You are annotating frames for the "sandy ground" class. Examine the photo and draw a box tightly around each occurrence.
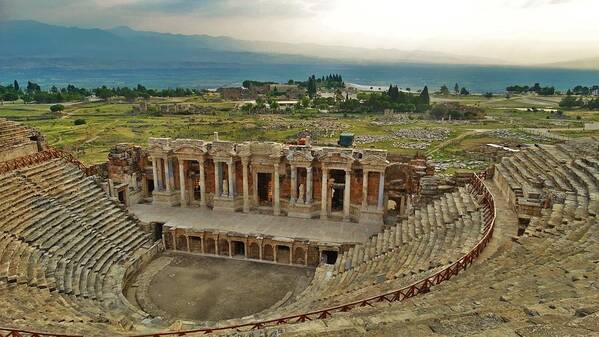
[134,253,314,322]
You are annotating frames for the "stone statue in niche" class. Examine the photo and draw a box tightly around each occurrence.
[297,183,305,204]
[222,179,228,197]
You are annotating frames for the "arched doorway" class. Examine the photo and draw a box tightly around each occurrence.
[262,244,274,261]
[248,242,260,259]
[204,238,216,254]
[293,247,305,265]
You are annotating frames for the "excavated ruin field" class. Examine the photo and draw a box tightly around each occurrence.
[133,253,315,322]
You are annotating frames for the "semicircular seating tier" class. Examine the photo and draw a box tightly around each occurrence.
[0,155,152,334]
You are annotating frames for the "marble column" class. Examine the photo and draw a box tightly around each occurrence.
[214,161,221,197]
[227,160,234,198]
[320,167,328,219]
[164,157,171,192]
[273,163,280,215]
[377,171,385,211]
[156,158,164,190]
[242,159,249,212]
[306,166,313,204]
[343,169,351,221]
[362,169,369,209]
[304,248,308,266]
[290,165,297,204]
[252,168,258,205]
[179,159,186,207]
[199,158,206,207]
[151,156,159,192]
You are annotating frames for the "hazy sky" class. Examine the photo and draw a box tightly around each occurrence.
[3,0,599,64]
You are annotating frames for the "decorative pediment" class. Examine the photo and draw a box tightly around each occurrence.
[172,139,208,156]
[148,137,172,155]
[236,143,251,158]
[359,150,389,170]
[209,141,236,160]
[320,148,356,165]
[286,147,314,165]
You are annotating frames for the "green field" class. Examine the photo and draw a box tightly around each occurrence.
[1,94,597,167]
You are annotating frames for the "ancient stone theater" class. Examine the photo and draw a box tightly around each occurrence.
[0,117,598,337]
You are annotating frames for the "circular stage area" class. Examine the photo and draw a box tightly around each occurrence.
[127,253,314,322]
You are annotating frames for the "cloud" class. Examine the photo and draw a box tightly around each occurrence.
[506,0,576,8]
[2,0,598,64]
[113,0,319,17]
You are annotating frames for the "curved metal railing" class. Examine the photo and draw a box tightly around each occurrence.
[132,172,496,337]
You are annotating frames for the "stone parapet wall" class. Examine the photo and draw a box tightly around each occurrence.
[162,226,355,267]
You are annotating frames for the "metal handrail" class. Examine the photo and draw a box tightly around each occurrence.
[133,173,496,337]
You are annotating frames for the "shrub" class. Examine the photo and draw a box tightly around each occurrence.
[74,119,86,125]
[50,104,65,113]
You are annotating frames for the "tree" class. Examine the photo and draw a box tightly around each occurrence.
[50,104,64,113]
[268,98,279,110]
[454,83,460,94]
[430,102,484,120]
[241,103,255,113]
[418,86,430,106]
[460,87,470,96]
[307,75,317,98]
[440,85,450,96]
[13,80,19,92]
[26,81,41,93]
[483,92,493,99]
[2,92,18,101]
[559,95,579,108]
[301,96,311,108]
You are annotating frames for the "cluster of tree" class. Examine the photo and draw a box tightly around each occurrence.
[240,97,281,113]
[429,103,485,120]
[566,85,599,96]
[559,95,599,110]
[339,85,430,113]
[301,74,345,98]
[0,81,201,103]
[506,83,555,96]
[439,83,470,96]
[93,85,199,101]
[242,80,276,89]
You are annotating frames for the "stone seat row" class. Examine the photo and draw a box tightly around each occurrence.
[0,118,31,139]
[0,176,124,304]
[497,143,599,211]
[0,158,152,327]
[18,158,150,254]
[257,186,485,318]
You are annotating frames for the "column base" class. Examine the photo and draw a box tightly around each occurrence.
[152,190,180,207]
[288,202,320,219]
[359,207,384,225]
[213,196,243,212]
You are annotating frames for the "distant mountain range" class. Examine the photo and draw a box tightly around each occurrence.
[0,20,502,69]
[0,20,597,71]
[544,57,599,70]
